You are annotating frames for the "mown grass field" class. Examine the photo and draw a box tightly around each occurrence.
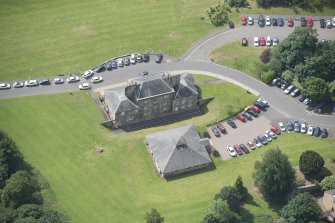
[0,75,334,222]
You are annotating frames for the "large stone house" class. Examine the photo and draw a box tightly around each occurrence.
[103,71,199,127]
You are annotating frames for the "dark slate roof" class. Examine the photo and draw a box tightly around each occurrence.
[104,89,138,113]
[174,73,198,99]
[137,78,173,99]
[145,125,212,175]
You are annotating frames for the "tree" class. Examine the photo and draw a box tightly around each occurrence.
[214,186,240,212]
[262,70,276,84]
[260,48,271,64]
[329,80,335,102]
[302,76,329,104]
[145,209,164,223]
[281,70,294,83]
[226,0,248,8]
[320,175,335,191]
[234,176,248,201]
[299,150,324,177]
[252,148,295,200]
[281,193,320,223]
[201,199,241,223]
[1,171,36,208]
[0,204,15,223]
[254,214,274,223]
[207,2,231,27]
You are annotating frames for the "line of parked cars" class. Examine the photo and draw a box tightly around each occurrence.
[277,120,328,138]
[250,36,279,47]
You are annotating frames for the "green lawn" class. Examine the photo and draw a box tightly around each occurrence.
[0,75,334,222]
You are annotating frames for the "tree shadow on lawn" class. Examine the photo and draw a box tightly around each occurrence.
[245,193,260,207]
[239,206,255,223]
[165,165,217,182]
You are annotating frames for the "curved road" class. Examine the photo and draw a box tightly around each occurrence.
[1,24,335,128]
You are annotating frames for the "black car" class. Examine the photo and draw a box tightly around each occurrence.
[124,58,130,66]
[254,102,266,111]
[95,65,106,73]
[111,60,117,69]
[246,108,258,117]
[320,19,326,28]
[143,54,150,62]
[313,127,321,137]
[276,80,283,88]
[239,144,250,154]
[258,15,265,27]
[227,119,237,128]
[241,112,252,121]
[155,54,163,63]
[258,135,268,145]
[300,17,307,26]
[321,129,328,138]
[272,18,278,26]
[278,18,284,26]
[298,95,306,102]
[287,121,294,131]
[228,21,235,28]
[39,79,51,85]
[211,126,221,137]
[137,71,149,76]
[106,61,112,70]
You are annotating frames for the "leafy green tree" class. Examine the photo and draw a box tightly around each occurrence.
[234,176,248,201]
[329,80,335,102]
[252,148,295,200]
[299,150,324,177]
[254,213,274,223]
[277,27,318,70]
[1,171,36,208]
[265,52,283,76]
[226,0,248,8]
[320,175,335,191]
[0,204,15,223]
[281,193,320,223]
[262,70,276,84]
[37,208,62,223]
[281,70,294,83]
[302,76,329,104]
[207,2,231,27]
[214,186,240,212]
[201,199,241,223]
[145,209,164,223]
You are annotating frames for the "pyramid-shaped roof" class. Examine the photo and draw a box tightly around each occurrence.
[174,73,198,99]
[105,89,138,113]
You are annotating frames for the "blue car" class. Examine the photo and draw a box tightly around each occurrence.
[111,60,117,69]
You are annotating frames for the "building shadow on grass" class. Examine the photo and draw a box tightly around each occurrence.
[165,165,216,182]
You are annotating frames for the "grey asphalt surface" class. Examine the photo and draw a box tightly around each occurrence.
[1,22,335,130]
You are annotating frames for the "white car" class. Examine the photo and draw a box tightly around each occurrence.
[278,122,286,132]
[266,36,271,46]
[284,85,294,94]
[227,146,237,157]
[253,138,262,148]
[307,125,314,135]
[79,83,91,90]
[266,130,276,139]
[13,81,24,88]
[290,88,300,97]
[130,54,136,64]
[303,98,310,105]
[332,17,335,27]
[264,133,272,142]
[91,76,103,83]
[82,70,94,79]
[254,37,259,46]
[66,76,80,83]
[301,123,307,133]
[25,80,38,87]
[0,83,11,89]
[53,78,64,84]
[273,37,279,46]
[265,16,271,26]
[117,58,124,67]
[326,20,332,28]
[257,98,268,106]
[248,17,253,25]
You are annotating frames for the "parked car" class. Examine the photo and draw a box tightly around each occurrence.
[246,108,258,117]
[227,146,237,157]
[241,16,247,25]
[155,54,163,63]
[307,17,313,27]
[272,18,278,26]
[259,37,266,46]
[257,98,268,107]
[130,54,137,64]
[239,144,250,154]
[106,61,112,70]
[326,20,332,28]
[91,76,103,83]
[66,76,80,83]
[95,65,106,73]
[236,114,246,122]
[294,121,300,132]
[253,37,259,46]
[278,122,286,131]
[124,58,130,66]
[303,98,310,105]
[300,123,307,133]
[266,130,276,139]
[228,21,235,28]
[117,58,124,67]
[307,125,314,135]
[25,80,38,87]
[266,36,271,46]
[216,123,226,134]
[258,15,265,27]
[13,81,24,88]
[253,138,262,147]
[320,19,326,28]
[242,38,248,46]
[272,78,280,85]
[247,17,253,25]
[287,17,294,27]
[265,16,271,26]
[251,105,261,113]
[321,129,328,138]
[143,53,150,62]
[233,144,244,155]
[136,54,142,62]
[264,133,272,142]
[259,135,268,145]
[276,80,283,88]
[273,37,279,46]
[0,83,11,89]
[241,112,252,121]
[298,95,306,102]
[290,88,300,97]
[332,17,335,26]
[278,18,284,26]
[254,102,266,111]
[270,126,281,135]
[39,79,51,85]
[83,70,94,79]
[137,71,149,76]
[211,126,220,137]
[247,141,256,150]
[300,17,306,27]
[111,60,117,69]
[313,127,321,137]
[281,81,288,90]
[79,82,91,90]
[287,121,294,131]
[227,119,237,128]
[53,78,64,84]
[284,85,294,94]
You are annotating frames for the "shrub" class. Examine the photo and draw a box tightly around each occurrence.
[260,48,271,64]
[320,175,335,191]
[299,150,324,177]
[207,2,231,27]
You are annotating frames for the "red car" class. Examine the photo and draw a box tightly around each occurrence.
[241,16,247,25]
[259,37,265,46]
[216,123,227,134]
[242,38,248,46]
[270,126,281,135]
[307,17,313,27]
[234,144,244,155]
[251,105,261,113]
[237,114,246,122]
[287,17,294,27]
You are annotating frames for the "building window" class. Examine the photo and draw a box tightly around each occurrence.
[181,105,185,109]
[174,107,179,111]
[162,100,168,106]
[120,112,125,116]
[181,100,186,104]
[128,115,134,121]
[188,103,193,108]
